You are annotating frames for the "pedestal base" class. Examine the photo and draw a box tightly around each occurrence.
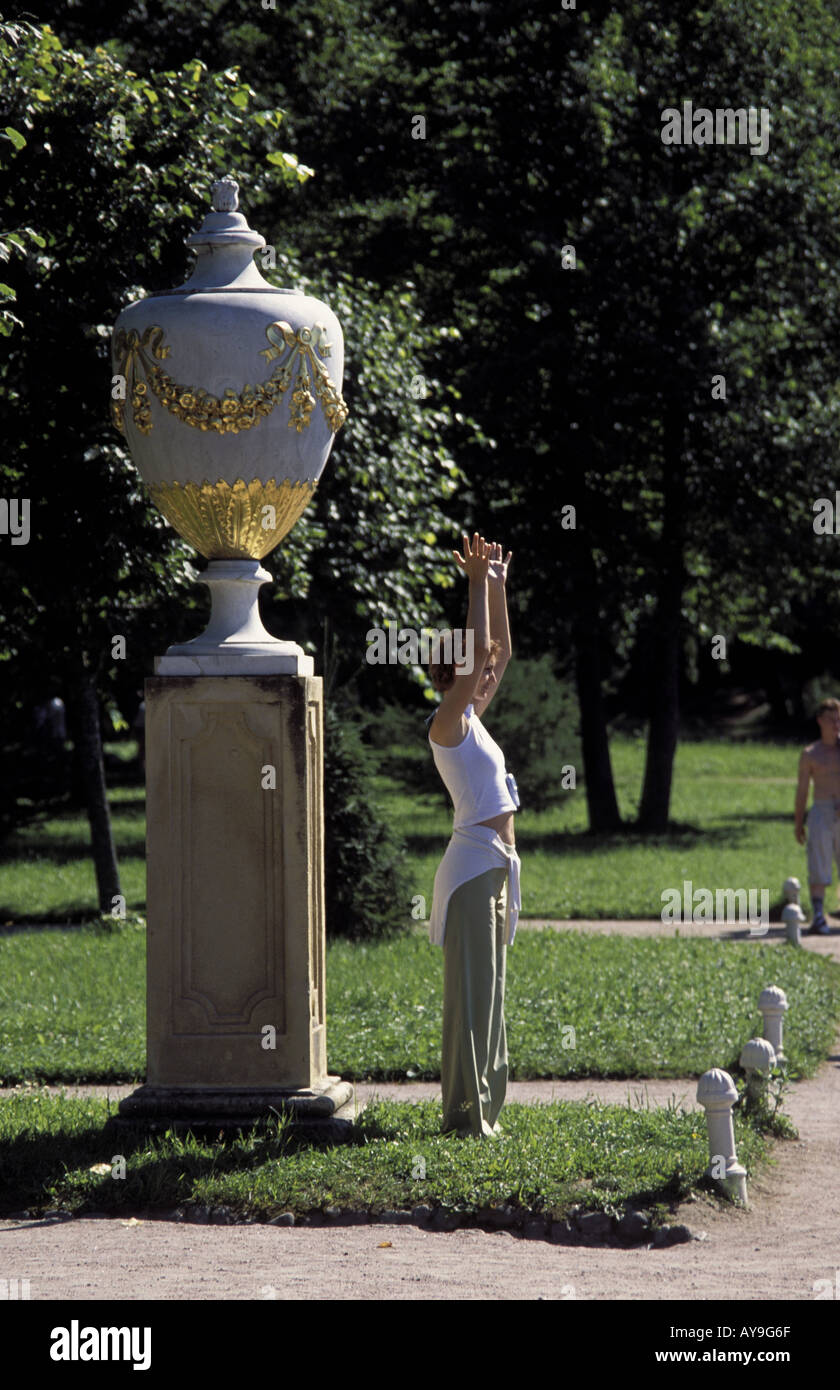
[108,1077,356,1141]
[156,560,314,675]
[143,675,329,1092]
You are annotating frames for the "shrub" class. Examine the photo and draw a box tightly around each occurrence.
[0,702,72,844]
[480,655,581,812]
[358,699,448,803]
[323,703,414,940]
[358,656,581,814]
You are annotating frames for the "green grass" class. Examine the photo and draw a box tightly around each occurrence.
[329,932,840,1081]
[382,736,814,921]
[2,920,838,1084]
[0,780,146,925]
[0,1092,772,1226]
[0,735,817,924]
[0,732,834,1226]
[0,919,147,1083]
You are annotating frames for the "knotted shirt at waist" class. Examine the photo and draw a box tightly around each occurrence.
[428,822,522,948]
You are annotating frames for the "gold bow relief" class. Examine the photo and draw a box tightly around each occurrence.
[148,477,318,559]
[111,320,348,437]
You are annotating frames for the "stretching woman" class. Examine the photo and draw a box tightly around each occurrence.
[427,533,520,1138]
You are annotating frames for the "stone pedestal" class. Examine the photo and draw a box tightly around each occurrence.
[113,673,354,1137]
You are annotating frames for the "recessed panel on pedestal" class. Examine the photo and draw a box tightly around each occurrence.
[145,675,321,1090]
[171,701,281,1030]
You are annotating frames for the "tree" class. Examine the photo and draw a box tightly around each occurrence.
[0,25,305,904]
[0,19,479,918]
[16,0,840,843]
[0,20,46,335]
[567,2,840,827]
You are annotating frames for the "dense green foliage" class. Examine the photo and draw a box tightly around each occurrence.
[323,703,413,939]
[0,15,475,703]
[0,17,480,884]
[357,659,583,813]
[5,0,840,864]
[483,657,581,812]
[44,0,840,697]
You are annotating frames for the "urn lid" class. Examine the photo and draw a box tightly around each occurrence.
[178,175,271,292]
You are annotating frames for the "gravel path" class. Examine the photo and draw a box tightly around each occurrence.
[1,922,838,1300]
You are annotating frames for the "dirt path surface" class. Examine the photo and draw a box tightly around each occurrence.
[1,923,838,1300]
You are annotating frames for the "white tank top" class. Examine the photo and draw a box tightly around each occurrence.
[428,703,518,828]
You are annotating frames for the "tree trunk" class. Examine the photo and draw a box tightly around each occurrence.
[67,664,122,913]
[636,586,681,831]
[570,534,622,833]
[637,404,686,831]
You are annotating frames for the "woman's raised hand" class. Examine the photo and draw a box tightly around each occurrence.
[488,541,513,584]
[452,532,492,581]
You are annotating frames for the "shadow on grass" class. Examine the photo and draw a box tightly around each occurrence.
[5,815,788,868]
[0,1110,372,1218]
[0,1104,703,1229]
[0,908,146,931]
[403,820,758,856]
[0,835,147,864]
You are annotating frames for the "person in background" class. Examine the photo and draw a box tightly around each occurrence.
[31,693,69,794]
[794,697,840,935]
[426,534,520,1137]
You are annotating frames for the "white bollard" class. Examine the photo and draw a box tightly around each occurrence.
[696,1069,748,1206]
[739,1036,776,1104]
[758,985,789,1063]
[782,877,806,946]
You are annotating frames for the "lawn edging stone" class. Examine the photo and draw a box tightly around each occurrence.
[4,1199,701,1247]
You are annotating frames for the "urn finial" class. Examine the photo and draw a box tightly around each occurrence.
[211,176,239,213]
[185,174,264,259]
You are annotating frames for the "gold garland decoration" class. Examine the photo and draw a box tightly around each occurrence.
[111,320,348,438]
[147,477,318,559]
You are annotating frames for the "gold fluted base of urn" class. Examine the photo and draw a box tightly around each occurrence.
[148,477,317,559]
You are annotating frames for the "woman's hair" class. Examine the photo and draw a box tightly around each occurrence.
[817,697,840,716]
[429,634,503,692]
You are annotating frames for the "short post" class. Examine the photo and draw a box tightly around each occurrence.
[782,877,806,946]
[739,1036,776,1106]
[696,1069,748,1206]
[758,985,788,1063]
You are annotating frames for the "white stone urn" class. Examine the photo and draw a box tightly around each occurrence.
[111,174,347,674]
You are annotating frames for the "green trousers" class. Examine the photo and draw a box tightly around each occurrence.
[441,865,508,1137]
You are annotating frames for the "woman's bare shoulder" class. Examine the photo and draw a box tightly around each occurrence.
[429,712,469,748]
